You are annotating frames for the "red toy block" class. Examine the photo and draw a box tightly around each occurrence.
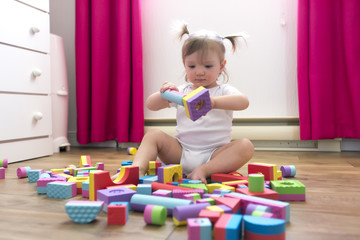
[236,187,279,200]
[89,166,139,201]
[151,182,192,192]
[210,196,241,214]
[211,173,248,183]
[214,214,233,240]
[198,209,221,223]
[107,205,127,225]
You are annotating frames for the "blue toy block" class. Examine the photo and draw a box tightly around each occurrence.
[65,200,104,223]
[187,218,212,240]
[47,182,77,199]
[142,175,158,184]
[28,169,44,183]
[244,215,286,235]
[161,89,186,106]
[82,181,89,191]
[137,184,152,195]
[121,161,133,166]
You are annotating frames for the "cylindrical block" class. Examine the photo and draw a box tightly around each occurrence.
[17,166,31,178]
[130,194,192,215]
[248,174,264,193]
[172,203,210,225]
[280,165,296,177]
[127,147,137,155]
[144,205,167,225]
[0,159,8,168]
[161,90,186,106]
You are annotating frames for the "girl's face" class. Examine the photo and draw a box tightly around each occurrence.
[184,49,226,89]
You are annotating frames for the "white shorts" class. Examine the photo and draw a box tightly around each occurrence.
[180,147,218,175]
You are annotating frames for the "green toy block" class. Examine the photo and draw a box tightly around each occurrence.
[179,183,209,193]
[270,180,305,195]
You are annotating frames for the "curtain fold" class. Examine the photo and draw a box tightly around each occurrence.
[297,0,360,140]
[76,0,144,144]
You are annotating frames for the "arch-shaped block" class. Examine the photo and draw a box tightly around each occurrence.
[183,87,212,121]
[89,165,139,200]
[158,164,182,184]
[65,200,104,224]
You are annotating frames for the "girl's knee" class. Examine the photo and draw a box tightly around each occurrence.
[235,138,254,159]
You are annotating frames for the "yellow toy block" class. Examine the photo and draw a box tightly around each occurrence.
[56,173,73,180]
[206,183,235,193]
[206,205,224,213]
[107,184,137,191]
[80,155,91,167]
[158,164,182,184]
[68,176,90,189]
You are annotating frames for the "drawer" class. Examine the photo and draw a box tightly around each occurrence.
[0,137,52,163]
[0,94,52,141]
[0,0,50,53]
[0,44,50,94]
[16,0,49,12]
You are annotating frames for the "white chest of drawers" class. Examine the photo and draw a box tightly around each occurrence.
[0,0,53,163]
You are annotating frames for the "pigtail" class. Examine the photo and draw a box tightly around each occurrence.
[178,23,190,41]
[223,32,249,52]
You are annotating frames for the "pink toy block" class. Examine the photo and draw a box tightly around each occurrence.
[236,186,279,200]
[89,166,139,201]
[214,214,243,240]
[96,162,105,170]
[0,159,8,168]
[151,182,192,192]
[187,218,212,240]
[80,155,92,167]
[198,209,221,223]
[173,189,204,199]
[17,166,31,178]
[210,196,241,214]
[0,167,5,179]
[152,189,172,198]
[211,172,248,182]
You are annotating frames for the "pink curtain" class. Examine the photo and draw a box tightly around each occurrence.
[76,0,144,144]
[297,0,360,140]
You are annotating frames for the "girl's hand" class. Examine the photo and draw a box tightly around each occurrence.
[160,81,178,93]
[187,165,208,184]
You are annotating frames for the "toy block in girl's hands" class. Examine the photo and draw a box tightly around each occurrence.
[161,87,212,121]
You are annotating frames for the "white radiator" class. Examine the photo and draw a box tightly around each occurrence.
[144,118,341,152]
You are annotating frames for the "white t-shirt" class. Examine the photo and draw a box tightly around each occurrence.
[169,83,242,151]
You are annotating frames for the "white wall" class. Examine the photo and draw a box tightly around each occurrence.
[50,0,299,144]
[142,0,299,119]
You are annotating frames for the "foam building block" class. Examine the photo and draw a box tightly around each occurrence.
[280,165,296,177]
[121,161,133,167]
[187,218,212,240]
[108,201,130,215]
[173,189,204,199]
[248,163,282,181]
[210,196,241,214]
[142,175,158,184]
[82,181,89,198]
[213,189,232,197]
[144,205,167,226]
[107,184,137,191]
[147,160,162,175]
[244,215,286,240]
[107,204,128,225]
[179,183,208,193]
[37,178,66,194]
[96,162,105,170]
[161,89,186,106]
[214,214,243,240]
[68,176,89,194]
[184,193,201,202]
[0,167,5,179]
[172,203,210,226]
[237,185,279,200]
[97,187,136,212]
[0,159,8,168]
[151,182,190,192]
[127,147,137,155]
[225,192,290,222]
[182,86,212,121]
[47,182,77,199]
[17,166,31,178]
[80,155,92,167]
[206,183,235,193]
[248,174,265,193]
[65,200,104,224]
[137,184,152,195]
[198,209,221,223]
[152,189,172,198]
[158,164,182,184]
[130,194,193,215]
[270,180,306,201]
[89,166,139,201]
[211,172,248,183]
[28,169,44,183]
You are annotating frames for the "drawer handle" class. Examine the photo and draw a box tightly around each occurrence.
[33,112,43,121]
[32,69,42,78]
[31,27,40,34]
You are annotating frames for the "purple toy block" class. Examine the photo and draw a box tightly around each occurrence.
[173,189,204,199]
[183,87,212,121]
[280,165,296,177]
[0,167,5,179]
[278,194,305,201]
[173,203,210,225]
[97,187,137,205]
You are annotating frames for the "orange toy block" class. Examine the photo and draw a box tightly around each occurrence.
[89,166,139,200]
[248,163,283,181]
[80,155,92,167]
[236,187,279,200]
[210,196,241,214]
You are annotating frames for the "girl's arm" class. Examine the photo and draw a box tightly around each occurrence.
[211,94,249,111]
[146,81,179,111]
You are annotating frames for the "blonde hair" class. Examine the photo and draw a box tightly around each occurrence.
[178,24,247,83]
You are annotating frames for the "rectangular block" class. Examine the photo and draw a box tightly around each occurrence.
[47,182,77,199]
